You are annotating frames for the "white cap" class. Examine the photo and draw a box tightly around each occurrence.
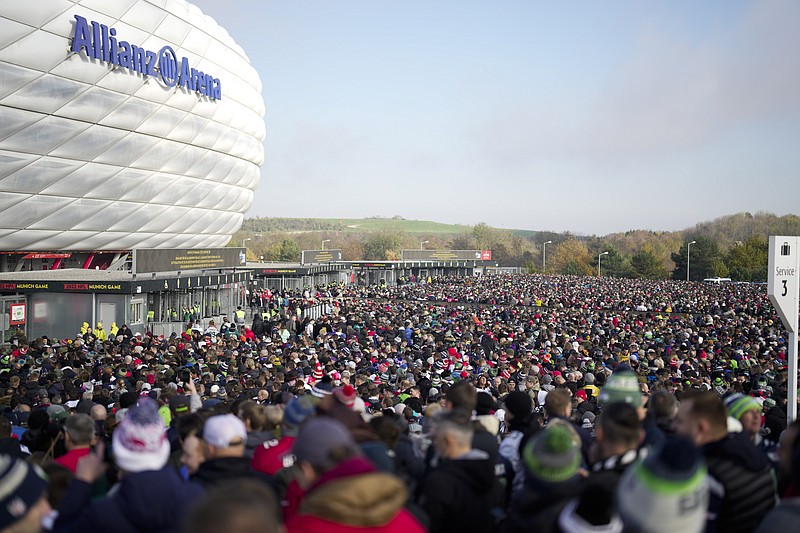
[202,414,247,448]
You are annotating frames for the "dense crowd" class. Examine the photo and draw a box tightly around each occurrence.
[0,273,797,533]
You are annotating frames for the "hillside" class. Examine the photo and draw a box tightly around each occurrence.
[241,216,471,235]
[233,212,798,281]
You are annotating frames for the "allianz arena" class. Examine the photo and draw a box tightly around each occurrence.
[0,0,265,251]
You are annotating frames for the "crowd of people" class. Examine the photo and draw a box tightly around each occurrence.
[0,273,798,532]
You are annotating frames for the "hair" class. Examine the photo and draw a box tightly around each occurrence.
[262,405,283,431]
[0,417,11,439]
[425,402,443,419]
[597,402,641,449]
[183,479,282,533]
[64,413,95,446]
[446,381,477,411]
[544,388,572,418]
[369,413,403,448]
[648,390,678,421]
[681,390,727,433]
[237,401,269,432]
[177,412,210,442]
[433,409,474,449]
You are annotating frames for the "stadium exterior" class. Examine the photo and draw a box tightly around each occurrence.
[0,0,264,341]
[0,0,265,251]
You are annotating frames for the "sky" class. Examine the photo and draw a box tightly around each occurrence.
[190,0,800,236]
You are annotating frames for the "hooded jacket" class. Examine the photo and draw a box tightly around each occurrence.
[419,449,498,533]
[285,457,424,533]
[53,467,203,533]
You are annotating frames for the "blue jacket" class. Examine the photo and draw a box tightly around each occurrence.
[54,467,204,533]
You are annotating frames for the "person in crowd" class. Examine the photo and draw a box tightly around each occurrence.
[53,398,203,532]
[418,409,499,533]
[616,437,709,533]
[504,420,586,532]
[184,479,283,533]
[237,400,276,459]
[672,390,777,533]
[498,391,535,504]
[724,392,778,462]
[588,401,648,499]
[0,454,50,533]
[53,414,95,474]
[192,413,271,490]
[285,416,425,533]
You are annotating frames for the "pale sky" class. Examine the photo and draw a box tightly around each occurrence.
[190,0,800,235]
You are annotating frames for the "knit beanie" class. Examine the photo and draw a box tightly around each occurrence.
[523,420,581,483]
[112,397,171,473]
[292,417,358,469]
[282,395,319,437]
[723,393,761,420]
[616,437,708,533]
[312,363,324,381]
[0,456,47,529]
[598,370,642,407]
[334,385,356,408]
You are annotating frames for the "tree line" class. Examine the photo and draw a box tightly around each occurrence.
[233,212,797,282]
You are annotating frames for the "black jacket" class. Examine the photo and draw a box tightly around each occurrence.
[192,456,276,492]
[703,432,777,533]
[419,450,499,533]
[503,478,585,533]
[54,467,203,533]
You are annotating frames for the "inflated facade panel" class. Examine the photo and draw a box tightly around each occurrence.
[0,0,265,250]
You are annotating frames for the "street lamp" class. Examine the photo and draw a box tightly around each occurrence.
[597,251,609,277]
[322,239,331,250]
[242,237,251,249]
[686,240,697,282]
[420,240,429,250]
[543,240,552,274]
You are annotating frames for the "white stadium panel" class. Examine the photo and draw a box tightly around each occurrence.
[39,162,122,197]
[0,0,265,251]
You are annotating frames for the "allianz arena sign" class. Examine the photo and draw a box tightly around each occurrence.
[71,14,222,101]
[0,1,265,251]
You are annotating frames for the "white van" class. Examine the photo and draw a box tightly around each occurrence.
[703,277,732,284]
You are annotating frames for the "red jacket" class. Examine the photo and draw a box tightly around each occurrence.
[285,457,425,533]
[54,447,91,474]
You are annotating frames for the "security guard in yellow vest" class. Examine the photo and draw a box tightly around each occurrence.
[234,306,246,325]
[94,322,106,341]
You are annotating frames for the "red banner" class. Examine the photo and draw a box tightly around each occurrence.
[22,253,71,260]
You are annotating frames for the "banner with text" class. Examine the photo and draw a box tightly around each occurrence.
[133,248,246,274]
[301,249,342,264]
[400,250,492,261]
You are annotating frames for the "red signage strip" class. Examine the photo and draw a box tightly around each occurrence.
[21,253,72,260]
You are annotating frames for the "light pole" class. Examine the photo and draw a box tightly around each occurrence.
[597,251,609,277]
[242,237,251,249]
[543,240,552,274]
[686,240,696,281]
[322,239,331,250]
[420,240,429,250]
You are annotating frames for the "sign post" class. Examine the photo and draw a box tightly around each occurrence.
[768,236,799,425]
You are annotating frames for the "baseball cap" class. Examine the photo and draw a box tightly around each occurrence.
[202,414,247,448]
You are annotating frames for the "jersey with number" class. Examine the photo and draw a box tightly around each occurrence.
[251,436,296,475]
